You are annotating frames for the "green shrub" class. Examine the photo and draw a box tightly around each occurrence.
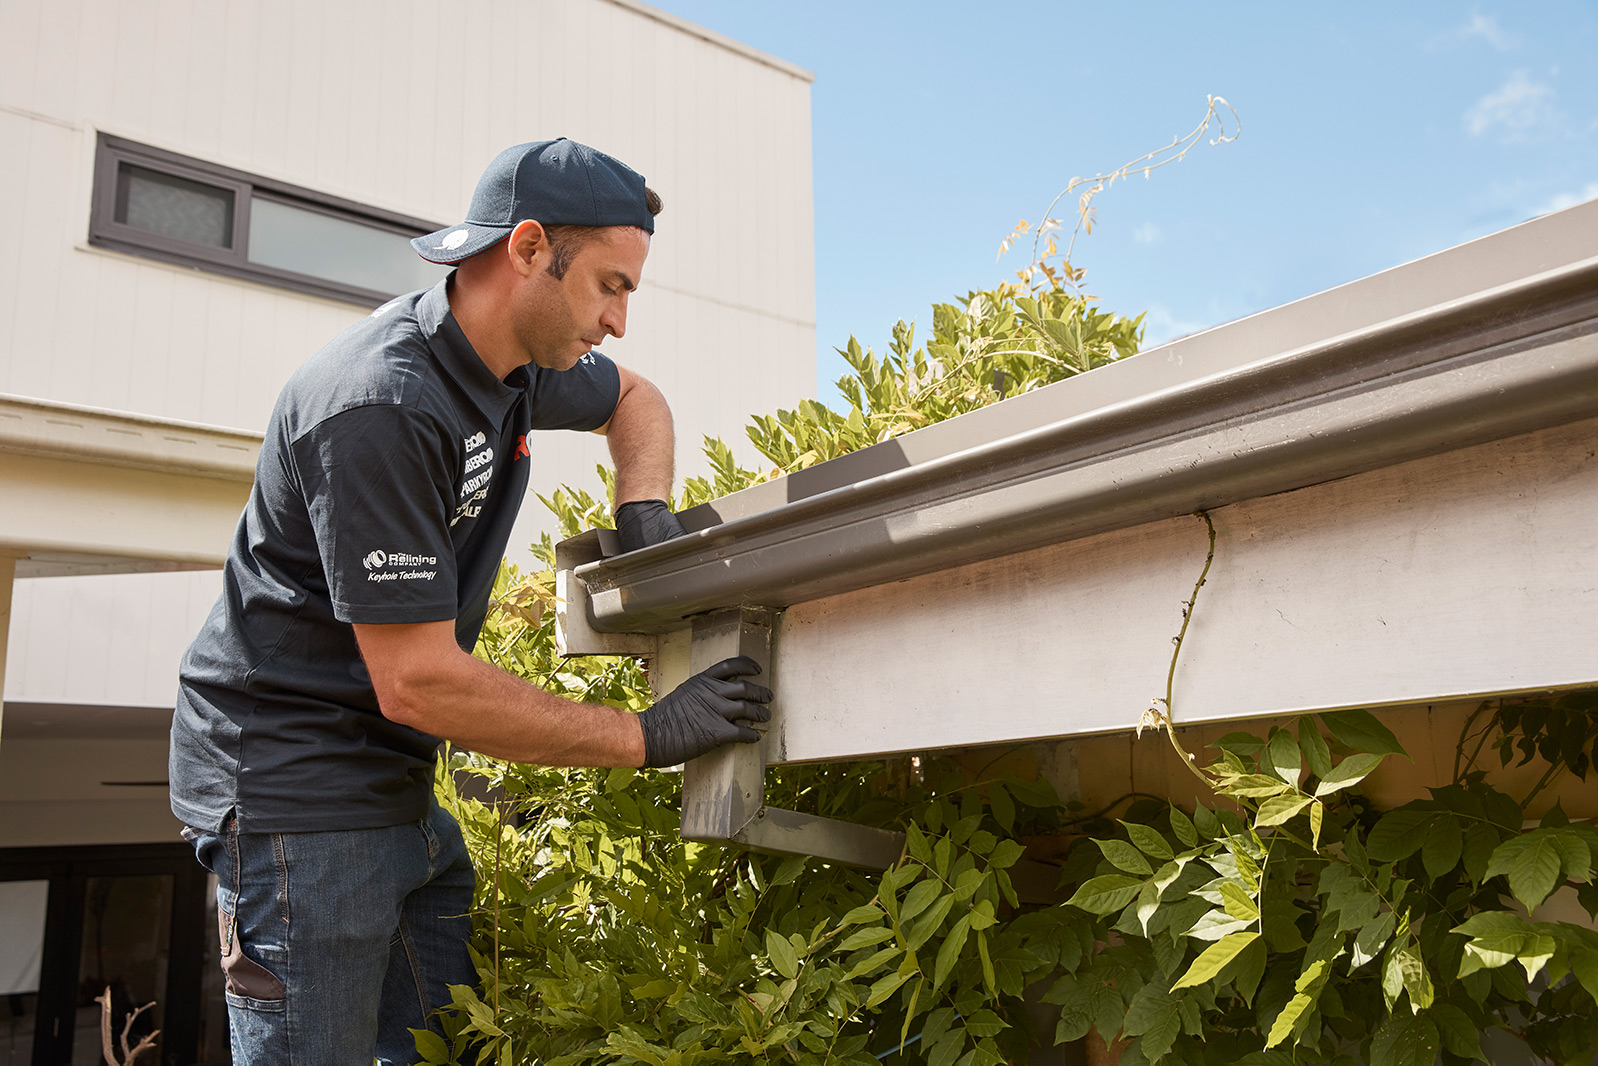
[423,276,1598,1065]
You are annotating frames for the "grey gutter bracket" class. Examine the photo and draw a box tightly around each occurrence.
[680,607,905,870]
[554,530,655,658]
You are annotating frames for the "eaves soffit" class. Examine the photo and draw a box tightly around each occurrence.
[0,394,260,481]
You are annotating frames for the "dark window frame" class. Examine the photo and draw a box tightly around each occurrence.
[89,133,446,307]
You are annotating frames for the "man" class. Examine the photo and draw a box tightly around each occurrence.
[169,139,772,1064]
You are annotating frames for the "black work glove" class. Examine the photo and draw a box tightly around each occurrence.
[615,499,688,553]
[637,656,774,768]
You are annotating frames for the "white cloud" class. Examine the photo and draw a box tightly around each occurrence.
[1464,70,1560,139]
[1533,181,1598,216]
[1133,221,1161,246]
[1139,305,1217,349]
[1429,10,1517,51]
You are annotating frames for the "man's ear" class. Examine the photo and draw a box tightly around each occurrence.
[506,219,549,278]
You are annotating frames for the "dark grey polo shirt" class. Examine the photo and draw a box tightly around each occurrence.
[170,278,620,834]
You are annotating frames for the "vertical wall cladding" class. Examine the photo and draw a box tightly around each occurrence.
[0,1,816,704]
[0,0,816,438]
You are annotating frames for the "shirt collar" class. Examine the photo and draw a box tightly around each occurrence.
[416,278,526,424]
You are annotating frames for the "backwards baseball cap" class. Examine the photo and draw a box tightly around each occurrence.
[412,138,654,264]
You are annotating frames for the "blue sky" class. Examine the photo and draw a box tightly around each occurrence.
[651,1,1598,402]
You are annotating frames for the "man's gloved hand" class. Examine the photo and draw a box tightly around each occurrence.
[615,499,688,554]
[637,656,773,768]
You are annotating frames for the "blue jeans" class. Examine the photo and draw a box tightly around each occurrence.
[184,800,478,1065]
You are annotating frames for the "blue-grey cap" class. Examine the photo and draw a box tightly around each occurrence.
[412,138,653,264]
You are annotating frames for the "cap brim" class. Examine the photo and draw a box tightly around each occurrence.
[411,222,513,264]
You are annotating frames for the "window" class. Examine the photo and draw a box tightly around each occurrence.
[89,134,450,306]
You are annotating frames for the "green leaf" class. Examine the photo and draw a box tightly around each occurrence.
[1266,729,1302,787]
[865,969,914,1008]
[1396,945,1434,1011]
[1321,709,1407,756]
[1098,838,1154,875]
[1234,936,1267,1006]
[1222,774,1294,799]
[1185,907,1254,941]
[1461,822,1499,884]
[988,839,1026,870]
[1368,808,1436,861]
[1382,941,1406,1011]
[1264,991,1312,1048]
[1169,805,1199,847]
[1067,875,1144,916]
[932,914,972,989]
[926,1029,964,1066]
[1369,1012,1439,1066]
[906,822,932,865]
[1486,833,1564,912]
[838,903,884,927]
[1299,719,1333,779]
[839,926,896,952]
[1123,984,1181,1062]
[1173,931,1260,989]
[1422,815,1463,880]
[1256,795,1314,827]
[766,928,800,980]
[1214,731,1266,758]
[978,928,996,993]
[1220,881,1260,921]
[410,1028,450,1064]
[1349,910,1396,972]
[1123,821,1175,861]
[907,894,957,951]
[1262,899,1309,953]
[1309,800,1324,850]
[900,879,943,924]
[1313,753,1386,798]
[1429,1003,1484,1061]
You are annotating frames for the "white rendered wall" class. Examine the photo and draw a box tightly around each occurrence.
[3,571,220,709]
[0,0,816,717]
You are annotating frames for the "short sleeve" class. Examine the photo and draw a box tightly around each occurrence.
[527,350,621,431]
[292,405,460,624]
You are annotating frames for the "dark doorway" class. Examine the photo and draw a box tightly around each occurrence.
[0,843,222,1065]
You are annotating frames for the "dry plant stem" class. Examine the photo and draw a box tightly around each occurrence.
[95,988,158,1066]
[98,987,114,1066]
[1000,96,1241,280]
[121,1004,159,1066]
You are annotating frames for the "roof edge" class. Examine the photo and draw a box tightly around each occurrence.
[598,0,816,82]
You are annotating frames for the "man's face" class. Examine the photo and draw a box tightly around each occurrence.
[512,225,651,371]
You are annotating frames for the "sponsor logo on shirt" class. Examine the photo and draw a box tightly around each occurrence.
[452,428,495,527]
[514,434,529,461]
[363,549,439,583]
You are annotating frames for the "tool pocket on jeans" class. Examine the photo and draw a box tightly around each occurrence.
[219,904,288,1011]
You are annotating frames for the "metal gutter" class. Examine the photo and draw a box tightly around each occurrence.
[574,247,1598,634]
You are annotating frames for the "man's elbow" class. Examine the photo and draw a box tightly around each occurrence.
[371,666,450,732]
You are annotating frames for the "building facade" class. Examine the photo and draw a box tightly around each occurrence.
[0,2,815,1061]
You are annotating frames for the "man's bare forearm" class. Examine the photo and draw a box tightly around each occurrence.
[356,623,645,766]
[605,371,675,504]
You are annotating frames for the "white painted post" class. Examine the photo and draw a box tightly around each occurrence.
[0,552,16,746]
